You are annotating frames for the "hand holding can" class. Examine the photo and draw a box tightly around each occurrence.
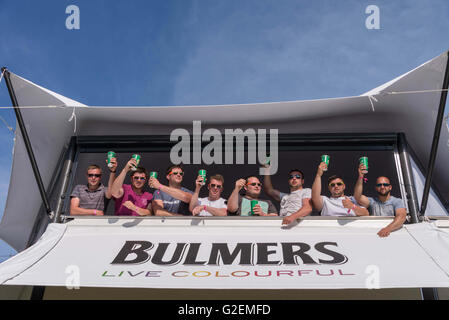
[250,200,258,216]
[359,157,368,174]
[131,154,141,171]
[107,151,116,168]
[198,169,206,185]
[321,155,330,171]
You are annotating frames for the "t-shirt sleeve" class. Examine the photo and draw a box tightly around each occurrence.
[279,192,288,201]
[393,197,406,210]
[218,198,228,209]
[70,185,81,199]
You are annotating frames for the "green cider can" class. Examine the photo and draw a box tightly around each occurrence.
[250,200,258,216]
[321,155,330,171]
[131,154,141,171]
[107,151,116,168]
[198,169,206,185]
[150,171,158,179]
[359,156,369,174]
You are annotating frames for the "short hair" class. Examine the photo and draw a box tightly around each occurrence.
[166,165,184,175]
[328,175,344,185]
[245,175,260,183]
[209,174,224,185]
[288,169,304,179]
[131,167,148,179]
[86,164,102,173]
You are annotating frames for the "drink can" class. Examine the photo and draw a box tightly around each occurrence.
[321,155,330,171]
[359,156,369,174]
[107,151,116,168]
[198,169,206,185]
[150,171,158,179]
[131,154,141,171]
[250,200,258,216]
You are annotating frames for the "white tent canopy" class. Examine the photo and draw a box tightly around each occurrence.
[1,51,448,252]
[1,218,449,289]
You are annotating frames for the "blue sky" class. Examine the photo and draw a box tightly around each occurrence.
[0,0,448,259]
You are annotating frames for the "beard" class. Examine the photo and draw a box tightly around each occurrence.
[377,190,391,196]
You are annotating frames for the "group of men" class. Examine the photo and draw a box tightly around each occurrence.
[70,156,407,237]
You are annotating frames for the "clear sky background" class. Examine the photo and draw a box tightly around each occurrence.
[0,0,448,260]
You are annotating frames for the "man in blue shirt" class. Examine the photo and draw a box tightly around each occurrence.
[354,163,407,237]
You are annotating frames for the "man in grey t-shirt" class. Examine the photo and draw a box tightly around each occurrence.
[149,165,193,216]
[354,163,407,237]
[262,166,312,225]
[70,161,117,216]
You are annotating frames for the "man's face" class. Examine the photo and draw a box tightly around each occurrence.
[328,178,345,197]
[288,171,303,188]
[86,168,102,188]
[167,168,184,185]
[375,177,392,196]
[131,172,147,190]
[244,177,262,198]
[208,178,223,199]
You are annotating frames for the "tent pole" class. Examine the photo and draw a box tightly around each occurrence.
[1,67,54,219]
[397,133,419,223]
[419,51,449,217]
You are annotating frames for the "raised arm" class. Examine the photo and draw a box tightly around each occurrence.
[311,163,326,211]
[189,176,203,213]
[104,157,117,199]
[261,165,281,202]
[111,158,135,198]
[227,179,245,213]
[353,163,370,208]
[149,177,192,203]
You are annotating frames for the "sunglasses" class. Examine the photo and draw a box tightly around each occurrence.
[247,182,262,187]
[170,171,184,176]
[289,174,302,180]
[210,184,223,189]
[376,183,391,187]
[329,182,344,187]
[88,174,101,178]
[133,176,146,181]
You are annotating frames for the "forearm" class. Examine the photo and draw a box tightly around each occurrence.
[159,185,192,203]
[311,175,323,209]
[354,177,363,202]
[384,214,407,231]
[70,206,97,215]
[204,206,227,216]
[353,205,369,216]
[105,171,116,198]
[290,205,313,219]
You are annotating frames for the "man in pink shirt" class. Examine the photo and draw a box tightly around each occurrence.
[111,157,153,216]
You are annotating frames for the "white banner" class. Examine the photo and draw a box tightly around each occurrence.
[1,218,449,289]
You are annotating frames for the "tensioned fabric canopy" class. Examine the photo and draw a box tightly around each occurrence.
[1,218,449,289]
[1,51,448,252]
